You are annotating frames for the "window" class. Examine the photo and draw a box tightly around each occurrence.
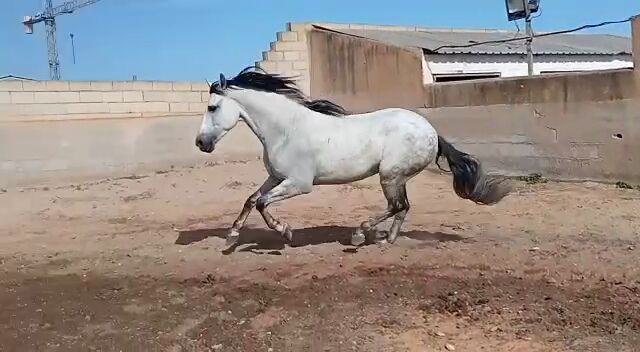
[433,72,501,83]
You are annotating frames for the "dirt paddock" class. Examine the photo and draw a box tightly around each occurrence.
[1,161,640,351]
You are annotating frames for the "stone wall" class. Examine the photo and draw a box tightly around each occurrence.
[255,23,312,94]
[0,80,209,121]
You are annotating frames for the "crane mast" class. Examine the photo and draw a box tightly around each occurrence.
[23,0,102,80]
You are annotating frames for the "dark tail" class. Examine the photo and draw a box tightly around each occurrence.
[436,136,511,205]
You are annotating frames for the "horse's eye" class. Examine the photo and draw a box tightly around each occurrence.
[207,105,218,113]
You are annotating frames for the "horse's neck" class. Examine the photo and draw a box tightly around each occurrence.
[230,89,306,147]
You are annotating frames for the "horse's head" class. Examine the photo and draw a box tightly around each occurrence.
[195,74,243,153]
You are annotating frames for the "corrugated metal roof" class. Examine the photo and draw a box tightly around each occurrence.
[323,27,632,55]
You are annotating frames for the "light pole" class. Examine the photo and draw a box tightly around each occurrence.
[505,0,540,77]
[70,33,76,64]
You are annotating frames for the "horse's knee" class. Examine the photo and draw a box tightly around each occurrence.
[256,197,267,212]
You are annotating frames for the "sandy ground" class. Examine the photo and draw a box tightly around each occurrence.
[1,160,640,352]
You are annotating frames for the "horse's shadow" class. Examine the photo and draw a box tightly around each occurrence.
[175,225,466,255]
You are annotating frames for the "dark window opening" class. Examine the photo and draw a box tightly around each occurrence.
[434,73,501,82]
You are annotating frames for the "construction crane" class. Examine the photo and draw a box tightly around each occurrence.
[23,0,102,80]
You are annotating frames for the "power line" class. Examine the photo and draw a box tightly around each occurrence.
[431,17,632,53]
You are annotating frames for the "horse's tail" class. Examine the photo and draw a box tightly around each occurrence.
[435,135,511,205]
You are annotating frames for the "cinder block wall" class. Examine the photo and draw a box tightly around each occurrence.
[256,23,312,94]
[0,80,209,121]
[256,21,422,97]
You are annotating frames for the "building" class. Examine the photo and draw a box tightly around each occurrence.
[256,22,632,95]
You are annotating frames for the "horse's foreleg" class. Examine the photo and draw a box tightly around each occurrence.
[256,178,311,242]
[226,176,280,247]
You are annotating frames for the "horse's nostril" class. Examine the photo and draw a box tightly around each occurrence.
[195,137,202,147]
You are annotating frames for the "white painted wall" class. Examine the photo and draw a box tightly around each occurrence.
[423,53,633,83]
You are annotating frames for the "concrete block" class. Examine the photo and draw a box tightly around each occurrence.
[314,22,350,30]
[0,81,23,91]
[123,91,143,102]
[173,82,192,91]
[293,61,308,70]
[17,103,68,115]
[69,81,93,91]
[189,102,206,113]
[45,81,70,91]
[287,22,312,32]
[152,81,173,90]
[103,91,124,103]
[271,41,307,52]
[276,61,294,71]
[67,102,110,114]
[170,102,190,113]
[10,92,35,104]
[113,81,154,90]
[90,81,114,90]
[263,51,284,61]
[143,91,172,102]
[283,51,300,61]
[171,91,203,103]
[21,81,48,91]
[297,31,307,43]
[0,92,9,104]
[256,61,278,72]
[79,91,103,103]
[192,82,209,91]
[277,31,298,42]
[201,92,210,102]
[108,102,170,114]
[34,91,80,103]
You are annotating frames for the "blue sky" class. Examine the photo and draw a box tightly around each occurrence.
[1,0,639,81]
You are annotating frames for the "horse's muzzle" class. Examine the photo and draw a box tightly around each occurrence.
[195,136,214,153]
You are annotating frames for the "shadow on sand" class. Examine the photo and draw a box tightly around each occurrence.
[175,225,466,255]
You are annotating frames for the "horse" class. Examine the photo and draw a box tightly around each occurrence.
[195,66,512,248]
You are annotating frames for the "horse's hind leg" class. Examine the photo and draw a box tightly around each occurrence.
[386,184,409,244]
[225,176,280,247]
[351,177,408,246]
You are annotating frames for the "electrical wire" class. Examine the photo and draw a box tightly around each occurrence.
[431,17,632,52]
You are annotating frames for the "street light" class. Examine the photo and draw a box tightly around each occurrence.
[505,0,539,21]
[505,0,540,76]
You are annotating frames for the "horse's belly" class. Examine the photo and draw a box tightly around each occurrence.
[312,152,380,185]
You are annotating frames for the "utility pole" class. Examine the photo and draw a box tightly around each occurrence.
[70,33,76,64]
[23,0,102,80]
[524,1,534,76]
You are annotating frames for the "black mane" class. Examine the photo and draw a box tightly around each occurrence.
[210,66,347,117]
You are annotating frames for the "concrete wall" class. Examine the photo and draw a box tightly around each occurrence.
[306,21,640,183]
[0,117,261,188]
[308,28,425,112]
[421,98,640,182]
[0,80,209,121]
[2,18,639,187]
[0,79,262,187]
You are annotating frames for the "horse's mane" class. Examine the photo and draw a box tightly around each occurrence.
[210,66,347,117]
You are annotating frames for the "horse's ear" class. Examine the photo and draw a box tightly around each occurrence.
[219,74,227,90]
[205,79,211,88]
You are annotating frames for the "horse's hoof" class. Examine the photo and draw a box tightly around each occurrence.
[374,237,389,245]
[281,224,293,242]
[351,231,366,246]
[225,232,240,247]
